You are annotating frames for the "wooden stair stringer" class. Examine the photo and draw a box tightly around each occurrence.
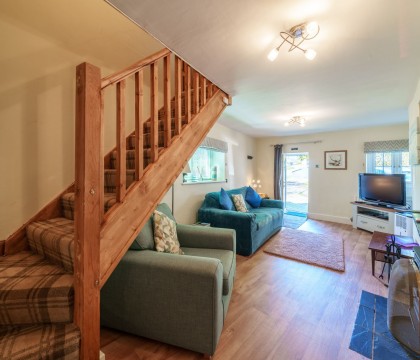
[2,184,75,256]
[99,89,228,286]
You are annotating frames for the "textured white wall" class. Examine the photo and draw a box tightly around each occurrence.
[255,124,408,224]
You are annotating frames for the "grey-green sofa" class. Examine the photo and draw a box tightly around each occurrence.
[100,203,236,356]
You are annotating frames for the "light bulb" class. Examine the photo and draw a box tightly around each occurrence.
[305,22,319,37]
[267,48,279,62]
[304,49,317,60]
[300,122,306,127]
[284,122,290,127]
[257,180,260,184]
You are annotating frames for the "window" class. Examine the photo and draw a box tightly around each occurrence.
[183,137,227,184]
[365,151,412,207]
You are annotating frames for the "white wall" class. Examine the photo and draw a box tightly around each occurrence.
[256,124,408,224]
[0,0,163,239]
[409,77,420,208]
[161,122,257,224]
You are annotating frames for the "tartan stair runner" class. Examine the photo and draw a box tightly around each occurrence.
[0,240,79,359]
[0,324,80,360]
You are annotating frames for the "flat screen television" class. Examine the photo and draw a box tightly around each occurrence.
[358,173,406,207]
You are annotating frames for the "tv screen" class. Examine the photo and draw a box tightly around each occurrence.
[359,173,406,207]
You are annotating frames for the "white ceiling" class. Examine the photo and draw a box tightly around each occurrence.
[106,0,420,137]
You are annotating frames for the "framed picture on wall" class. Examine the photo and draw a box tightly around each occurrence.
[324,150,347,170]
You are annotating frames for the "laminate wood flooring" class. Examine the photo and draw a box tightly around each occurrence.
[101,219,389,360]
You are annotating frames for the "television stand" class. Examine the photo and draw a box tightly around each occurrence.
[351,202,396,234]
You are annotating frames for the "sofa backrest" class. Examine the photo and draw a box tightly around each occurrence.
[201,187,252,210]
[130,203,175,250]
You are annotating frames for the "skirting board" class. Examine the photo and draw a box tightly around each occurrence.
[308,212,352,225]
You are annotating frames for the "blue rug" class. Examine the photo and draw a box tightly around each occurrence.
[282,214,307,229]
[350,291,420,359]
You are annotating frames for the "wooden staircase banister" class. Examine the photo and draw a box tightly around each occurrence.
[75,48,230,359]
[99,89,228,286]
[101,48,171,89]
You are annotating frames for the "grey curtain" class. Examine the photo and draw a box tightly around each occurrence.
[274,145,283,200]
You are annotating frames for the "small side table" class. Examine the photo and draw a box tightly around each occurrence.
[368,231,414,277]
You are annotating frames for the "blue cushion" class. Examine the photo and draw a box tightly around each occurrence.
[219,188,233,210]
[245,186,262,208]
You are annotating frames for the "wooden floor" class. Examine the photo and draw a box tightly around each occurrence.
[101,219,389,360]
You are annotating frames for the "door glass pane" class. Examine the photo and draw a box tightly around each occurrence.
[283,153,308,216]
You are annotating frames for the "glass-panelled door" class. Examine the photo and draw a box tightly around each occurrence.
[282,153,309,216]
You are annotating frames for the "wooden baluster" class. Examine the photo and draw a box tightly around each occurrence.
[163,55,171,147]
[174,57,182,135]
[116,80,126,201]
[150,61,159,162]
[135,70,144,180]
[208,82,213,98]
[200,76,206,107]
[99,90,105,222]
[74,62,102,360]
[185,64,191,123]
[193,70,199,114]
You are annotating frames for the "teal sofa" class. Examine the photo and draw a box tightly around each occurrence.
[100,203,236,356]
[197,187,283,256]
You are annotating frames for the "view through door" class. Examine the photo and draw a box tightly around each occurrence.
[283,153,309,217]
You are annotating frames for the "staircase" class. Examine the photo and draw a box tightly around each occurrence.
[0,48,230,359]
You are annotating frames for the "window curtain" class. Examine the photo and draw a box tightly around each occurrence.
[274,144,283,200]
[364,139,408,153]
[199,137,228,153]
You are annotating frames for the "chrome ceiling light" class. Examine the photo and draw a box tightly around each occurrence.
[285,116,306,127]
[268,21,320,61]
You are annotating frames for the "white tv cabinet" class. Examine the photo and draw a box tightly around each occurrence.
[351,202,396,234]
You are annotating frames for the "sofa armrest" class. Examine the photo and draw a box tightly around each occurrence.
[101,250,223,355]
[177,224,236,252]
[260,198,283,209]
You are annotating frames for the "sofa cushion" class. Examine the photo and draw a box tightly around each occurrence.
[131,203,176,250]
[182,248,235,296]
[219,188,233,210]
[153,210,183,255]
[251,207,283,230]
[245,186,262,208]
[232,194,248,213]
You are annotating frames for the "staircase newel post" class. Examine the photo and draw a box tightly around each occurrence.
[74,62,102,360]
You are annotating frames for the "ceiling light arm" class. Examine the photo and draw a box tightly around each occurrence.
[268,21,320,61]
[280,32,306,53]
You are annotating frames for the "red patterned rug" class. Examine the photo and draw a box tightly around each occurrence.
[264,228,345,272]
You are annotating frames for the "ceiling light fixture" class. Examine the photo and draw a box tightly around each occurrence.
[285,116,306,127]
[268,21,320,62]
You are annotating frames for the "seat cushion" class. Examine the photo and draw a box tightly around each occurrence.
[182,248,235,296]
[251,207,283,230]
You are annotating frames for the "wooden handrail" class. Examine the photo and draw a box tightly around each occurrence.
[101,48,170,89]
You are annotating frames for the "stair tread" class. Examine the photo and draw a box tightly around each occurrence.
[0,323,80,360]
[26,218,74,273]
[61,192,116,220]
[0,251,74,326]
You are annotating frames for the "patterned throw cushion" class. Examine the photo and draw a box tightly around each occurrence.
[232,194,248,212]
[245,186,262,208]
[153,210,183,254]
